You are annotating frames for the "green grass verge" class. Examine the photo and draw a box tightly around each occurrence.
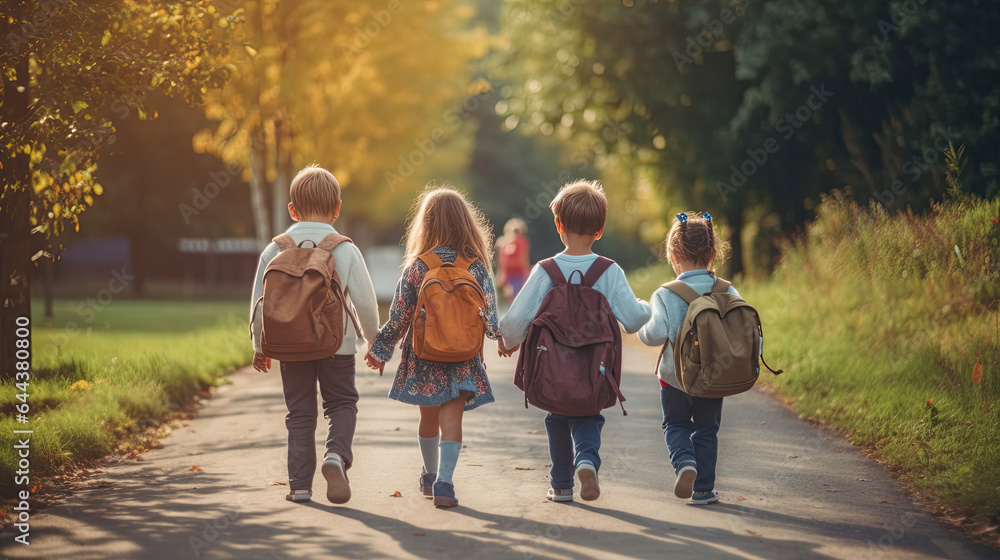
[629,195,1000,524]
[0,299,250,498]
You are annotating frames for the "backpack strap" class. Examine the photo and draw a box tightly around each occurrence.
[583,257,615,287]
[663,280,701,304]
[539,258,567,286]
[318,233,352,252]
[272,233,297,251]
[710,277,732,293]
[417,250,445,270]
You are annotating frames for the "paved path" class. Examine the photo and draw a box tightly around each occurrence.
[2,341,995,559]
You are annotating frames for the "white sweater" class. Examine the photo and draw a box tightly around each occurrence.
[250,222,380,355]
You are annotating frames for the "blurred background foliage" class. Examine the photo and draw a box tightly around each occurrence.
[4,0,999,289]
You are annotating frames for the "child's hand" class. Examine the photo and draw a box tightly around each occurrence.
[497,338,520,358]
[364,351,385,375]
[252,352,271,373]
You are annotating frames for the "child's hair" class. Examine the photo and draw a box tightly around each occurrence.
[549,179,607,235]
[289,164,341,217]
[403,185,494,270]
[666,212,731,271]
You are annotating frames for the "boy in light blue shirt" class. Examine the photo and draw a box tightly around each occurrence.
[499,180,651,502]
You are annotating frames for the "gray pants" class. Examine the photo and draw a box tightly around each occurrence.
[279,355,358,491]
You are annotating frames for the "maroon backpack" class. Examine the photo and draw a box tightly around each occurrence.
[514,257,627,416]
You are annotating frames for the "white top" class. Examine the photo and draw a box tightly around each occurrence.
[250,222,380,355]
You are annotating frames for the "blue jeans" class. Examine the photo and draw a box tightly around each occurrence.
[545,413,605,490]
[660,384,723,493]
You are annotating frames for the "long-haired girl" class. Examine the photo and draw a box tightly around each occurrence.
[366,186,499,508]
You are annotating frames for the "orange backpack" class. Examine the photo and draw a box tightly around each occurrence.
[252,233,361,362]
[411,251,487,362]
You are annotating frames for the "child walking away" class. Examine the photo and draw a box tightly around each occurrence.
[250,165,380,505]
[638,211,781,505]
[498,180,651,503]
[365,186,500,509]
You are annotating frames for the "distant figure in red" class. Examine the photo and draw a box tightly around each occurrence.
[496,218,531,300]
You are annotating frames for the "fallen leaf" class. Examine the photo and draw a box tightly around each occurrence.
[271,481,287,486]
[188,465,202,472]
[746,529,761,537]
[788,455,798,459]
[972,361,983,386]
[391,491,402,498]
[737,496,746,502]
[926,397,934,409]
[983,407,990,414]
[966,420,973,426]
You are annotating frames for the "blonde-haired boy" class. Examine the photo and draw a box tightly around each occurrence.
[250,164,380,504]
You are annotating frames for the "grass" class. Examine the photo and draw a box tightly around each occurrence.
[0,299,250,498]
[630,193,1000,526]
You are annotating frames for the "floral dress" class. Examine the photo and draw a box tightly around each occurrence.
[369,247,499,411]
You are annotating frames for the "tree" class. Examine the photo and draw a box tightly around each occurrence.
[193,0,489,248]
[496,0,1000,276]
[0,1,229,380]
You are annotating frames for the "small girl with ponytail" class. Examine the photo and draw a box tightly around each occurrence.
[637,211,735,505]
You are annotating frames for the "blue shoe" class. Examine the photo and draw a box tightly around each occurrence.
[432,481,459,508]
[690,490,720,505]
[419,469,436,500]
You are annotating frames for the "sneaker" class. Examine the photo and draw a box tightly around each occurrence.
[674,465,697,499]
[433,480,459,508]
[690,490,720,505]
[576,463,600,501]
[546,488,574,502]
[419,469,436,500]
[321,455,351,504]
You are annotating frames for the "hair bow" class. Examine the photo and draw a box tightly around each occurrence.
[701,212,712,222]
[675,212,688,224]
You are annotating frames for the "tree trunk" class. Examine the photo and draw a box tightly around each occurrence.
[272,119,292,234]
[0,54,33,381]
[726,205,744,279]
[249,123,271,248]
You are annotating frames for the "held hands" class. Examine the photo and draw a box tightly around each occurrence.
[497,337,520,358]
[252,352,271,373]
[364,351,385,375]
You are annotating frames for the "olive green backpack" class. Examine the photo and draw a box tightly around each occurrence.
[656,277,783,398]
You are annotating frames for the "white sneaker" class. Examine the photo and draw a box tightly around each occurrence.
[576,463,600,501]
[674,465,697,499]
[546,488,574,502]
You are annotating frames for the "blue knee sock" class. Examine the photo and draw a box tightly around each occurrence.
[436,441,462,484]
[418,435,439,474]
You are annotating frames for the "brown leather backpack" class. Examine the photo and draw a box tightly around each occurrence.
[514,257,627,416]
[657,278,782,398]
[411,251,488,362]
[252,233,361,362]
